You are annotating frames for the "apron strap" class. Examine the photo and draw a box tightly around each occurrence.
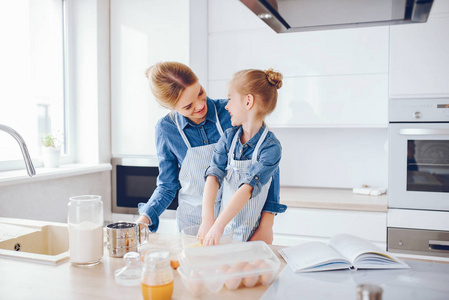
[214,104,224,136]
[175,103,223,149]
[228,127,241,164]
[252,125,269,164]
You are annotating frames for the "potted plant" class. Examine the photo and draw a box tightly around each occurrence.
[40,132,62,168]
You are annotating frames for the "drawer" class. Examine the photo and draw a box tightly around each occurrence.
[273,207,386,243]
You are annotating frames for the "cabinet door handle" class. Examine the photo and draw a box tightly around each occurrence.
[429,240,449,251]
[399,129,449,135]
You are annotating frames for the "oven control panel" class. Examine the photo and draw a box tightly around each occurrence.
[389,98,449,122]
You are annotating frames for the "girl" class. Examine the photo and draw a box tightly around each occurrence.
[199,68,283,245]
[136,62,286,243]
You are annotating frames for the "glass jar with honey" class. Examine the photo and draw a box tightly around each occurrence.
[141,250,174,300]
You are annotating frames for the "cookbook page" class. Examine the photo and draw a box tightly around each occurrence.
[279,241,350,272]
[329,234,387,264]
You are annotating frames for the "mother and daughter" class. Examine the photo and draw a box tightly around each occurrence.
[137,61,286,245]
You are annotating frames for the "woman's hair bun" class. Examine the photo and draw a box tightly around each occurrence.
[265,68,283,89]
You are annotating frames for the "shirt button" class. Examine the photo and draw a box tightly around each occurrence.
[203,140,207,144]
[255,176,259,180]
[199,126,203,130]
[244,144,247,148]
[239,149,242,153]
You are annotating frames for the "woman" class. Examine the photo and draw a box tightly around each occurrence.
[136,62,286,243]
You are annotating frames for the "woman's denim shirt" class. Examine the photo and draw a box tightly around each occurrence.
[138,98,286,232]
[206,124,283,199]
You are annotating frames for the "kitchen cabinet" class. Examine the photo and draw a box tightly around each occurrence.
[389,1,449,98]
[273,187,387,248]
[208,0,389,127]
[273,207,387,247]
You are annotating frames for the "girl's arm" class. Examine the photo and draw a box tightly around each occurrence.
[197,175,220,242]
[249,212,275,244]
[199,129,231,243]
[203,183,253,246]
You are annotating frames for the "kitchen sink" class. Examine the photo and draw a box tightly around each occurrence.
[0,218,69,264]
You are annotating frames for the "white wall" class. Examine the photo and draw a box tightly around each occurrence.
[0,171,111,223]
[110,0,209,157]
[272,128,388,188]
[207,0,388,188]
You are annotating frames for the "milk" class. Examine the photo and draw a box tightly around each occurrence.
[69,221,103,264]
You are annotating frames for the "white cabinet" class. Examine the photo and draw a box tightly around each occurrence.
[273,207,387,248]
[389,2,449,98]
[208,0,389,127]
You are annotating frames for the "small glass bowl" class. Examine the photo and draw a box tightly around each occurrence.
[181,225,233,249]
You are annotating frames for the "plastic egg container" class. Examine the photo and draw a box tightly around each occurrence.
[177,241,280,296]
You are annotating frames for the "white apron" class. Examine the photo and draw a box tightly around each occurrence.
[222,126,272,242]
[175,105,224,232]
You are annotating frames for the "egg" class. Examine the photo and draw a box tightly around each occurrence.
[234,261,248,269]
[257,261,273,286]
[224,262,246,290]
[242,263,259,287]
[188,270,204,295]
[253,259,265,266]
[216,264,231,275]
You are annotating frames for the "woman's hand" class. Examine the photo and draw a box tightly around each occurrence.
[136,215,150,231]
[249,212,274,244]
[197,220,214,245]
[203,223,225,246]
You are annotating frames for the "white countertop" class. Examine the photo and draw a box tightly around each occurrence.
[263,259,449,300]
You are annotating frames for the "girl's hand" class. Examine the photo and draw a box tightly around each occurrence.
[203,224,224,246]
[197,220,214,245]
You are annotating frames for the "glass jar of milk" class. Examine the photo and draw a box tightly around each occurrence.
[68,195,104,266]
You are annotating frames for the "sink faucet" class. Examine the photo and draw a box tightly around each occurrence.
[0,124,36,177]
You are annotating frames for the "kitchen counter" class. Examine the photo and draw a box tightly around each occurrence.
[280,187,387,212]
[0,233,283,300]
[1,231,449,299]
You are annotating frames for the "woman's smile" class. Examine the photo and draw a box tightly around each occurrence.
[195,105,206,114]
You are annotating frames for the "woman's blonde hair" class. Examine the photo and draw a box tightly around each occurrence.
[230,68,283,117]
[145,62,198,109]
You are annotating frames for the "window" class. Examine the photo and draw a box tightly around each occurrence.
[0,0,70,171]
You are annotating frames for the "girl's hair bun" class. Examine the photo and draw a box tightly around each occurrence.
[265,68,283,89]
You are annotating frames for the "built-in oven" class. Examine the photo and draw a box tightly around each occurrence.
[112,156,178,218]
[387,98,449,258]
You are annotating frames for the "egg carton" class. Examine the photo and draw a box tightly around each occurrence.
[177,241,280,296]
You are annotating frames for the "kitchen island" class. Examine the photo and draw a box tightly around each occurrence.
[0,233,283,300]
[1,227,449,299]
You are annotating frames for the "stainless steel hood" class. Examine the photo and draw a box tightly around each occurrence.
[240,0,434,33]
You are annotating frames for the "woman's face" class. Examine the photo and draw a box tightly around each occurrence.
[175,82,207,124]
[225,85,247,126]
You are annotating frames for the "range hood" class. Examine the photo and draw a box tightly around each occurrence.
[240,0,434,33]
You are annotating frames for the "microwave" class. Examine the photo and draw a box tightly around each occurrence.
[112,156,178,215]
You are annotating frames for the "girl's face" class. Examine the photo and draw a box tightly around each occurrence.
[225,86,247,126]
[175,82,207,124]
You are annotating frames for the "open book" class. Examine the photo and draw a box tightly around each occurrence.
[279,234,409,272]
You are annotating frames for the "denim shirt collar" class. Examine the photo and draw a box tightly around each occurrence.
[175,97,217,130]
[238,123,266,148]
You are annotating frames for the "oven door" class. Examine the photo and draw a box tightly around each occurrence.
[389,123,449,210]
